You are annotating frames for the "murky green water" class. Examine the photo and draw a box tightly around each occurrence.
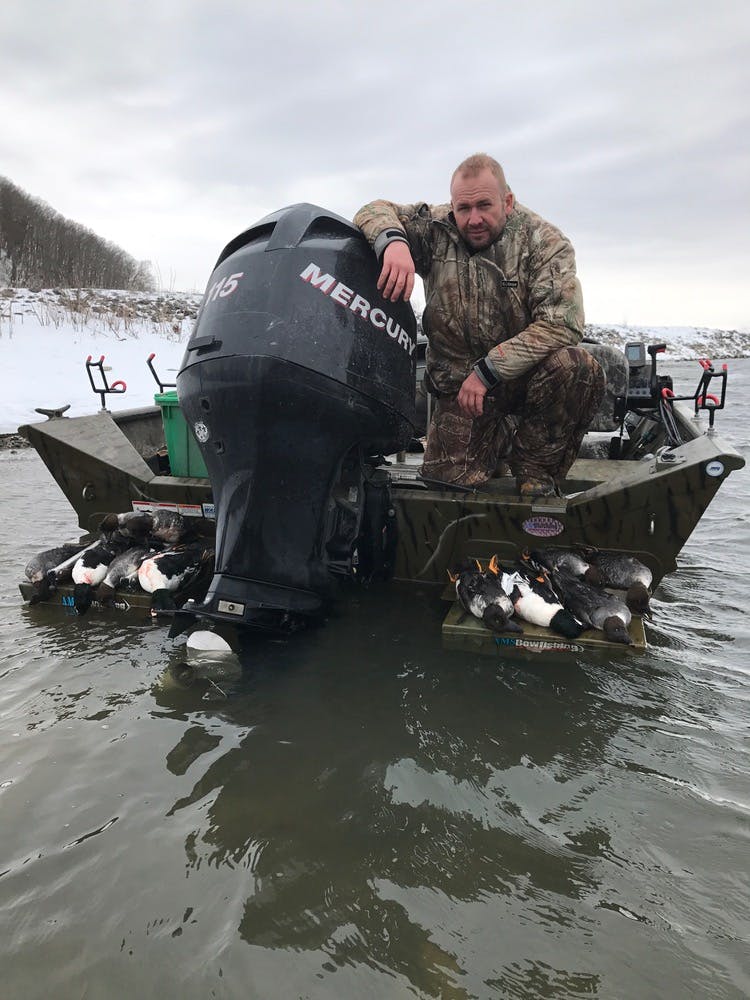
[1,362,748,999]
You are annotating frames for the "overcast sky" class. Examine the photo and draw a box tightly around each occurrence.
[2,1,748,328]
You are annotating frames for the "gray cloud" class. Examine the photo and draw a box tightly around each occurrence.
[1,0,748,324]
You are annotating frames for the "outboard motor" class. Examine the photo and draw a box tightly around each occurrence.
[177,203,416,631]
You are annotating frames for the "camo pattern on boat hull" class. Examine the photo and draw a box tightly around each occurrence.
[392,419,745,589]
[18,401,745,602]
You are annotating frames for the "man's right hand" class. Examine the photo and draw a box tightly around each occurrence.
[377,241,415,302]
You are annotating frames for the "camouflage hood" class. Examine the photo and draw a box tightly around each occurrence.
[353,199,585,393]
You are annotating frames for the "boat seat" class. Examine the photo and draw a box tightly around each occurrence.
[581,343,629,432]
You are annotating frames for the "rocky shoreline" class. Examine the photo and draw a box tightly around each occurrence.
[1,433,32,451]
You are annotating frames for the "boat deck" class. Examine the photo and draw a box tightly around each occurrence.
[19,579,647,659]
[18,581,154,616]
[442,601,647,656]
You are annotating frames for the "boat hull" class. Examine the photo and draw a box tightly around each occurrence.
[18,399,744,652]
[18,402,744,593]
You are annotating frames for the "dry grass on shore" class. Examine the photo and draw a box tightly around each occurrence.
[0,287,202,342]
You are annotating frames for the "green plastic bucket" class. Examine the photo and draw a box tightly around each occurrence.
[154,390,209,479]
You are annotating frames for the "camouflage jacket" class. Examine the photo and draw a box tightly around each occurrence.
[353,199,584,393]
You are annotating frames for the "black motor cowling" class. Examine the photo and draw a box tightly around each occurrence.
[176,203,416,630]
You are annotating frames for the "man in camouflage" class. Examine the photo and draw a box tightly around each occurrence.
[353,153,604,497]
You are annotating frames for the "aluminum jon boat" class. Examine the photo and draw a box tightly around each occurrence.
[18,204,745,656]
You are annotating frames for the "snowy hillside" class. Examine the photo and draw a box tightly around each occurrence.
[0,288,201,433]
[1,287,748,435]
[584,323,750,362]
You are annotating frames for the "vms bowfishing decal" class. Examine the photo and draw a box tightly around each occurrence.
[496,636,584,654]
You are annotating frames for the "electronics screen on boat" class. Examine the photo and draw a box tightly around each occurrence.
[625,342,647,367]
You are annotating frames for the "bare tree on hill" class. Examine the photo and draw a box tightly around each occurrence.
[0,176,155,291]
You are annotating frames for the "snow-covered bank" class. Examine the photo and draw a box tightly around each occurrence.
[0,288,201,433]
[1,287,748,434]
[585,323,750,363]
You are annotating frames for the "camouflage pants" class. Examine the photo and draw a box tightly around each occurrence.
[421,346,605,487]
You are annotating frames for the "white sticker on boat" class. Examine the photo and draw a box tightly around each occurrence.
[522,515,565,538]
[194,422,210,443]
[201,503,216,519]
[705,460,724,478]
[217,600,244,616]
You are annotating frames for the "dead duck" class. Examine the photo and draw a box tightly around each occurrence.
[97,545,155,603]
[498,559,585,639]
[549,566,633,644]
[71,536,131,614]
[41,536,120,603]
[99,511,154,541]
[25,541,89,602]
[448,557,522,635]
[578,547,653,617]
[149,510,190,545]
[526,547,600,584]
[138,543,215,615]
[99,509,190,546]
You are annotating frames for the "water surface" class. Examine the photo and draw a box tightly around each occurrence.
[1,361,748,998]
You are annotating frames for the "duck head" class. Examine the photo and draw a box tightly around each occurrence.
[549,608,585,639]
[602,615,633,645]
[483,604,523,635]
[73,582,94,615]
[625,582,652,618]
[151,589,177,617]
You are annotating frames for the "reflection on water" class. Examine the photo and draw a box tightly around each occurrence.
[0,360,748,998]
[143,588,669,997]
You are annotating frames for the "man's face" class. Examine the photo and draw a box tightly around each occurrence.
[450,168,514,250]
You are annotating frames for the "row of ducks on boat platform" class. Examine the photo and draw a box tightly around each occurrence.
[24,509,215,615]
[450,547,653,645]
